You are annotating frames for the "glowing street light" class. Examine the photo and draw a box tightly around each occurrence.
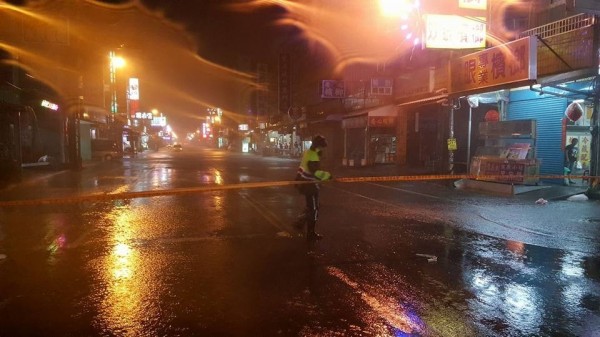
[108,51,126,114]
[378,0,422,46]
[111,56,126,69]
[379,0,417,18]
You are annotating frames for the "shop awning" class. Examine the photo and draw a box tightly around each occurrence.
[396,94,448,107]
[342,104,397,119]
[368,104,397,116]
[342,105,398,129]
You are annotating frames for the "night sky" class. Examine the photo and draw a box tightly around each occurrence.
[3,0,421,133]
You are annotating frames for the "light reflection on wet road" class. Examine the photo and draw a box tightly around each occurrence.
[0,145,599,336]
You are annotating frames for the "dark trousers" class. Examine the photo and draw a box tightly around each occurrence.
[300,188,319,235]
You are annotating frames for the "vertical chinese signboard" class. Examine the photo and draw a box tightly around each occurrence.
[451,36,537,94]
[128,77,139,118]
[278,53,291,113]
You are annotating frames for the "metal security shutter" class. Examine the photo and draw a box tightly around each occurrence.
[508,94,566,175]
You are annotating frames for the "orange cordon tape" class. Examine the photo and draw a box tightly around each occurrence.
[0,181,296,207]
[0,174,595,207]
[334,174,595,183]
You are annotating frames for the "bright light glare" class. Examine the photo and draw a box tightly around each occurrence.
[111,56,126,68]
[379,0,413,17]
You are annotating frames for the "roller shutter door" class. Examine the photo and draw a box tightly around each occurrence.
[508,95,566,175]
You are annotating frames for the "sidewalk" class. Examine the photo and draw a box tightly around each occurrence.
[1,161,99,191]
[331,163,589,201]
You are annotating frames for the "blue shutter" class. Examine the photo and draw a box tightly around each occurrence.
[508,91,566,175]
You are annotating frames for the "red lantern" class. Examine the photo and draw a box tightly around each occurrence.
[565,102,583,122]
[484,109,499,122]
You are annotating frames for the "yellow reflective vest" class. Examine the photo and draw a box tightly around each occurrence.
[297,148,331,181]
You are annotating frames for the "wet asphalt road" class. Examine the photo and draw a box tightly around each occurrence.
[0,145,599,336]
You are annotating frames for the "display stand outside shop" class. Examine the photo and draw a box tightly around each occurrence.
[470,120,540,185]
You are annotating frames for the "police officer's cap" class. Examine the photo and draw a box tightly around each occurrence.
[311,135,327,148]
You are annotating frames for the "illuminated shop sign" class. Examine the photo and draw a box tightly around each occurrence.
[459,0,487,10]
[151,116,167,127]
[40,100,59,110]
[371,78,393,95]
[450,36,537,94]
[133,111,153,120]
[322,80,345,98]
[368,116,396,127]
[424,14,486,49]
[128,78,139,100]
[238,124,249,131]
[202,122,211,138]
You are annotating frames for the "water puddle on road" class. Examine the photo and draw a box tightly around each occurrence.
[197,169,224,184]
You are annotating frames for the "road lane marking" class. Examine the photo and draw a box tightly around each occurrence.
[238,192,294,238]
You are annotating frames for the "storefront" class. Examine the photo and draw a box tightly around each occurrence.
[81,105,110,161]
[448,36,540,184]
[508,78,598,176]
[449,19,599,183]
[341,105,397,166]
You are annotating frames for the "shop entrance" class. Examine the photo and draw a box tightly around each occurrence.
[369,133,396,164]
[407,108,443,170]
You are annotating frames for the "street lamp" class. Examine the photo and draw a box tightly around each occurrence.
[108,51,125,115]
[379,0,415,18]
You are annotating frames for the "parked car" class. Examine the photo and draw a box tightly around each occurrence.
[91,139,122,161]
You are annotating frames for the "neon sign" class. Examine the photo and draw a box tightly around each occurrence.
[41,100,59,110]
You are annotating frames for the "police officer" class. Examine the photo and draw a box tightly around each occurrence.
[295,135,332,241]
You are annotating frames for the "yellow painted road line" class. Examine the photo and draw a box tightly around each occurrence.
[239,192,293,237]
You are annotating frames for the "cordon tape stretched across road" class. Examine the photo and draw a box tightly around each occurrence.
[0,174,595,207]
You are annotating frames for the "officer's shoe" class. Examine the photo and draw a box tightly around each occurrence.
[307,232,323,241]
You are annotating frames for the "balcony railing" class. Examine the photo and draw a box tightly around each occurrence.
[519,13,596,39]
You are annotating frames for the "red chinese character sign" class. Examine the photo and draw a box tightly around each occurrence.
[368,116,396,127]
[450,37,537,95]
